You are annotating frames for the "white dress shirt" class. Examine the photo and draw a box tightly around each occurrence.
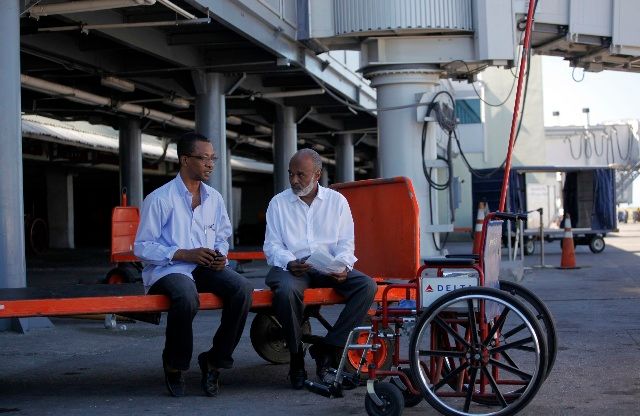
[263,185,357,271]
[134,174,231,291]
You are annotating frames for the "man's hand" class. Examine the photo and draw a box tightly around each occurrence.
[329,268,348,284]
[287,259,311,277]
[209,250,226,271]
[173,248,218,266]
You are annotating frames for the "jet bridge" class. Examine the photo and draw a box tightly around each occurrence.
[300,0,640,257]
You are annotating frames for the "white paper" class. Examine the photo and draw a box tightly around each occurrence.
[304,250,346,274]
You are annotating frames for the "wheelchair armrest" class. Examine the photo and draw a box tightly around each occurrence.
[423,257,476,267]
[445,254,479,260]
[493,211,528,221]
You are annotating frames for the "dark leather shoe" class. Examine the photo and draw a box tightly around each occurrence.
[288,348,307,390]
[309,343,337,380]
[198,352,220,397]
[163,368,185,397]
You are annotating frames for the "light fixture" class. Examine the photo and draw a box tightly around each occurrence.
[162,96,190,109]
[101,76,135,93]
[254,125,272,135]
[30,0,156,17]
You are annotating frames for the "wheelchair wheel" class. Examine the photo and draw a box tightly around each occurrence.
[345,318,393,380]
[250,313,310,364]
[499,280,557,380]
[409,287,547,416]
[364,381,404,416]
[390,367,423,407]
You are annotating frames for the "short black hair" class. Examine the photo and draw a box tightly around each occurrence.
[177,132,210,158]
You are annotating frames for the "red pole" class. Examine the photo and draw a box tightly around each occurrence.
[498,0,537,212]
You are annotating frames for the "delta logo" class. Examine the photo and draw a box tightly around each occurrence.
[425,284,434,292]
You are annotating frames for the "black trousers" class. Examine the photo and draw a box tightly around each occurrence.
[265,267,377,355]
[149,266,253,371]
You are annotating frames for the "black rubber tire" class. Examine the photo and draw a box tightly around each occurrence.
[499,280,558,380]
[250,313,311,364]
[589,236,605,253]
[524,238,535,256]
[104,266,140,284]
[409,287,547,416]
[28,217,48,255]
[391,367,422,407]
[364,382,405,416]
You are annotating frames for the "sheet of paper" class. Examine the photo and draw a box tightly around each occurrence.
[304,250,346,274]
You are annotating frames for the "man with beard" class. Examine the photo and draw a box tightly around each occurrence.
[134,132,253,397]
[263,148,377,389]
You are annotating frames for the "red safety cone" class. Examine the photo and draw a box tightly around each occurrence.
[472,202,486,255]
[560,214,577,269]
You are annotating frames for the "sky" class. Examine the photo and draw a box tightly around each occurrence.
[541,56,640,127]
[541,56,640,206]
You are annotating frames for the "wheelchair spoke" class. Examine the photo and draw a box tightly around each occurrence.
[491,336,534,354]
[483,307,510,346]
[419,349,466,358]
[463,366,479,412]
[481,366,508,408]
[433,361,470,391]
[499,350,519,369]
[502,323,527,339]
[467,300,480,345]
[488,357,532,381]
[434,316,471,348]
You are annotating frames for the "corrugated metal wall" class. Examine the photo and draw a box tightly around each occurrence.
[333,0,473,35]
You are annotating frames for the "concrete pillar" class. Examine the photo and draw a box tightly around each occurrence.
[365,68,442,257]
[273,106,297,193]
[0,1,26,294]
[0,0,52,332]
[193,72,229,209]
[118,118,143,208]
[336,133,355,183]
[46,171,75,249]
[320,169,329,187]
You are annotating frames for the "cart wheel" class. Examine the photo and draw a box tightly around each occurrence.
[499,280,557,380]
[345,330,393,380]
[250,313,311,364]
[104,266,139,284]
[365,381,405,416]
[409,287,547,416]
[588,236,605,253]
[523,239,535,256]
[27,217,48,255]
[390,367,422,407]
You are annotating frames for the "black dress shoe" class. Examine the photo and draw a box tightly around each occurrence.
[198,352,220,397]
[309,343,340,380]
[288,348,307,390]
[164,368,186,397]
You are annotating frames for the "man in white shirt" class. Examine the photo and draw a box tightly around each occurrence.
[134,132,253,398]
[263,149,377,389]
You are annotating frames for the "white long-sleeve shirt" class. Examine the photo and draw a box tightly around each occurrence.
[134,174,231,291]
[263,185,357,271]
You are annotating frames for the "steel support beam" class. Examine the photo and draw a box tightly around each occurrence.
[336,133,355,183]
[366,68,443,257]
[119,118,144,208]
[193,72,231,214]
[273,106,297,193]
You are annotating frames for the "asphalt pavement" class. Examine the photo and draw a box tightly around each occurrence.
[1,224,639,415]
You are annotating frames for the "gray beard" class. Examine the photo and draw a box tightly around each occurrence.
[294,181,316,197]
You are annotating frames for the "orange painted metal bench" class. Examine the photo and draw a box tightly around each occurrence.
[0,177,419,320]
